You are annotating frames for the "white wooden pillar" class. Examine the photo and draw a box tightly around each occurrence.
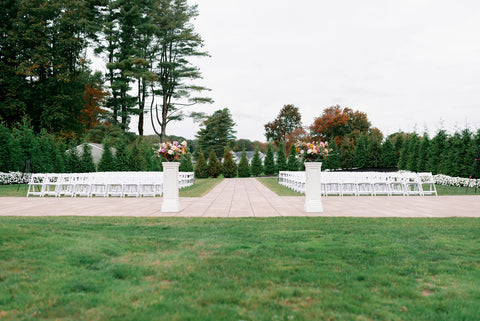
[304,162,323,212]
[161,162,180,212]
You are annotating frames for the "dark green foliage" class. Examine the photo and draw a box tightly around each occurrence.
[113,140,130,171]
[222,145,237,178]
[287,144,299,171]
[381,139,397,168]
[427,130,447,174]
[179,153,194,172]
[324,140,341,170]
[65,148,83,173]
[263,144,276,175]
[353,135,368,168]
[80,143,96,173]
[275,142,287,172]
[0,123,21,172]
[194,149,209,179]
[128,140,148,171]
[97,140,116,172]
[397,135,410,170]
[250,150,263,176]
[207,148,221,178]
[339,138,355,169]
[196,108,237,158]
[416,134,430,172]
[238,150,250,177]
[366,135,382,168]
[406,134,420,172]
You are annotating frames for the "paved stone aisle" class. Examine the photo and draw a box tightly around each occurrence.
[1,178,480,217]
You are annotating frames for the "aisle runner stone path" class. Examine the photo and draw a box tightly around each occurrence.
[1,178,480,217]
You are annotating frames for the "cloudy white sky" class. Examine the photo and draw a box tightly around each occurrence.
[131,0,480,141]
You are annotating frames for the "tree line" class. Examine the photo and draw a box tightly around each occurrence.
[1,0,210,142]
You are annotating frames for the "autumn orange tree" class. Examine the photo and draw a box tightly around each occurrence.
[79,81,108,131]
[310,105,371,146]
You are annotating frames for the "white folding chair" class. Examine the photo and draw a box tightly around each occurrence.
[27,173,47,197]
[418,172,437,196]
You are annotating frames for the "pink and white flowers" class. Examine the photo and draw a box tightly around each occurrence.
[295,141,330,161]
[156,140,187,161]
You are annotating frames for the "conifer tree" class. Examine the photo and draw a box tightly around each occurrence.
[397,136,410,170]
[251,150,263,176]
[287,144,299,171]
[80,143,96,173]
[98,140,116,172]
[179,153,194,172]
[0,124,20,172]
[194,149,209,178]
[238,149,250,177]
[381,139,396,168]
[416,133,430,172]
[325,139,341,170]
[113,139,130,171]
[275,142,287,172]
[460,129,475,177]
[207,148,221,178]
[353,135,368,168]
[222,145,238,178]
[263,144,276,175]
[366,135,382,168]
[128,139,148,171]
[65,148,83,173]
[407,134,420,172]
[427,130,447,174]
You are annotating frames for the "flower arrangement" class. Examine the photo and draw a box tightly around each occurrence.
[295,141,330,162]
[155,140,187,162]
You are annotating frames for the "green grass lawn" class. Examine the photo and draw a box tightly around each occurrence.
[256,177,304,196]
[0,178,224,198]
[0,217,479,320]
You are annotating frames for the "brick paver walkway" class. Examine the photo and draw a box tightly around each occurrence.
[1,178,479,217]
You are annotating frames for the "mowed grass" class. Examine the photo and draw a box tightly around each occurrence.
[1,217,479,321]
[0,178,224,198]
[256,177,303,196]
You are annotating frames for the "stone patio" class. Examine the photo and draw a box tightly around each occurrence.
[1,178,479,217]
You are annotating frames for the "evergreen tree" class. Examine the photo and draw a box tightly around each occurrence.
[238,149,250,177]
[251,150,263,176]
[339,137,355,169]
[263,144,276,175]
[275,142,287,172]
[416,133,430,172]
[196,108,236,157]
[460,129,475,177]
[65,148,83,173]
[381,139,396,168]
[222,145,238,178]
[179,153,194,172]
[353,135,368,168]
[397,135,410,170]
[98,140,116,171]
[407,134,420,172]
[128,139,148,171]
[194,149,209,178]
[427,130,447,174]
[366,135,382,168]
[287,144,299,171]
[325,139,341,170]
[53,140,67,173]
[207,148,221,178]
[0,124,19,172]
[80,143,96,173]
[114,139,130,171]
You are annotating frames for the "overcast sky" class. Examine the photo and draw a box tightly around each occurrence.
[130,0,480,141]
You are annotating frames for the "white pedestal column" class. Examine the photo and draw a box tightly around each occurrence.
[161,162,180,212]
[304,162,323,212]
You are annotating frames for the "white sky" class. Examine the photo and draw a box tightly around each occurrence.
[123,0,480,141]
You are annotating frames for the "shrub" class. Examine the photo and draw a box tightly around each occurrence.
[263,144,275,175]
[207,148,221,178]
[275,142,287,172]
[287,144,299,171]
[222,145,237,178]
[194,149,209,178]
[128,139,148,171]
[179,153,194,172]
[114,139,129,171]
[97,140,116,172]
[250,150,263,176]
[80,143,96,172]
[238,149,250,177]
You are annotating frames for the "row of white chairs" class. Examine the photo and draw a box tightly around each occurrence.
[278,171,437,196]
[27,172,194,198]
